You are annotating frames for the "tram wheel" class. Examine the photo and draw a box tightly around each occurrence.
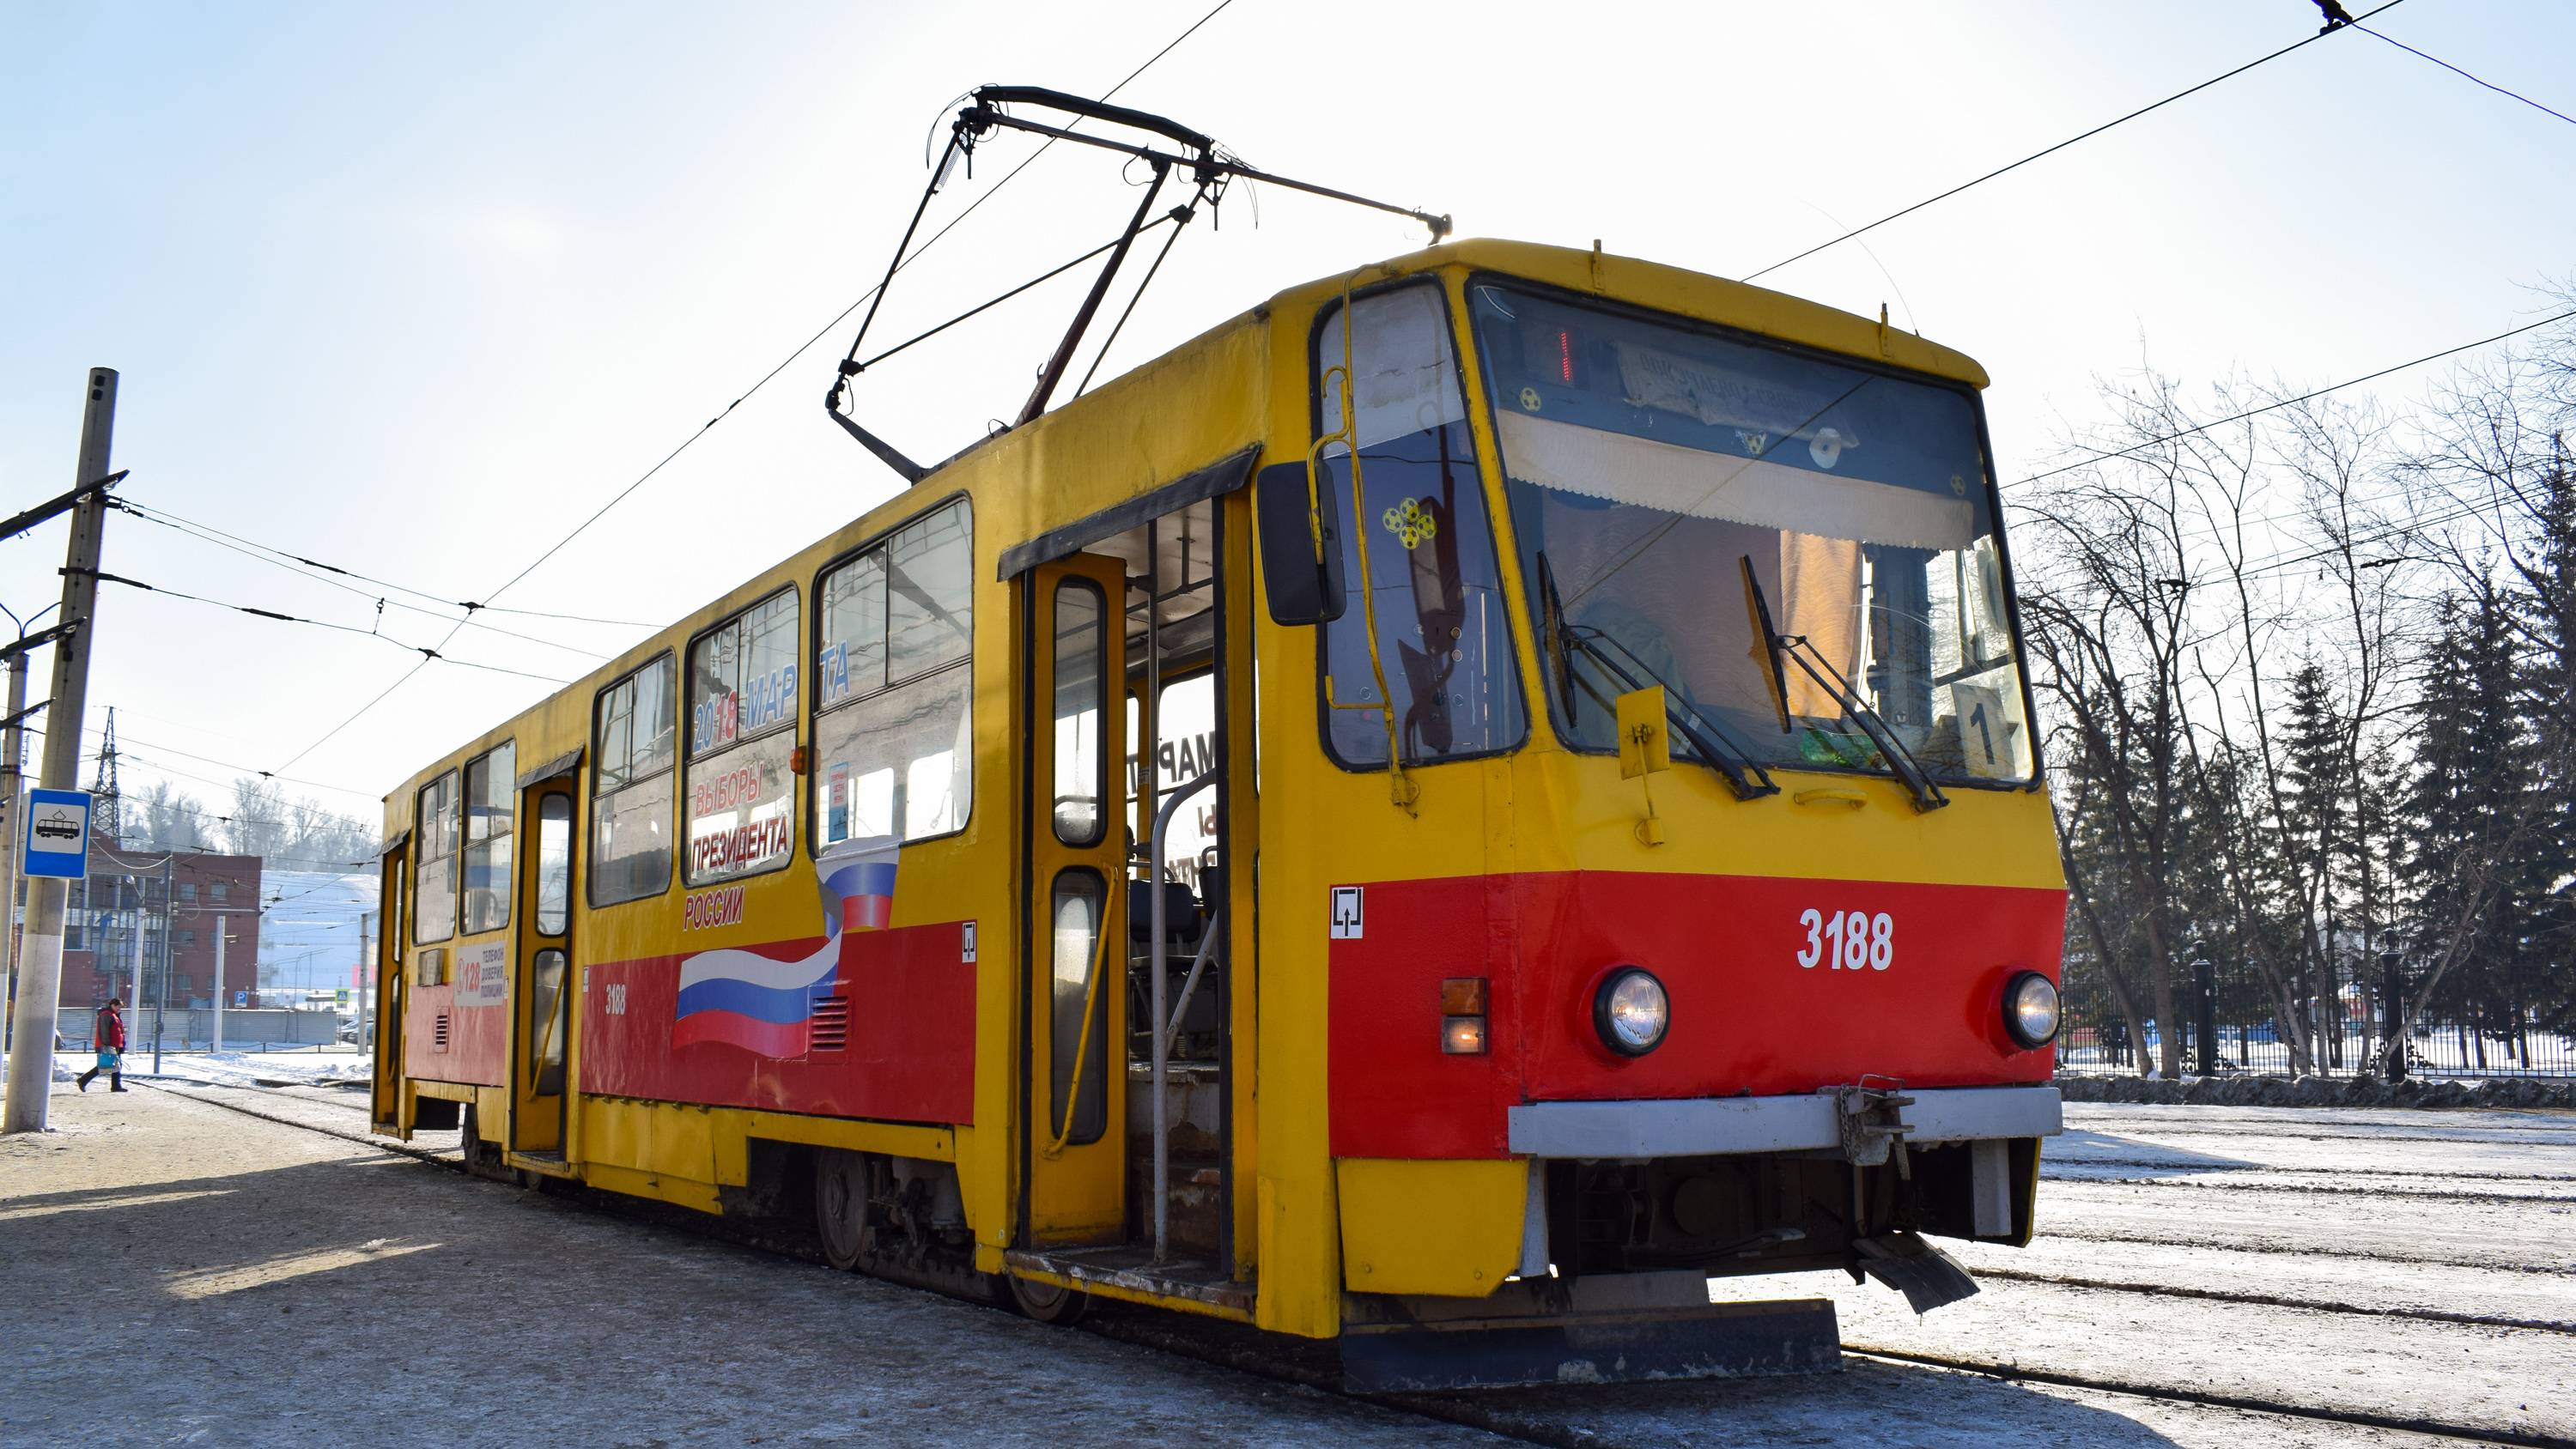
[813,1149,875,1272]
[1006,1272,1090,1325]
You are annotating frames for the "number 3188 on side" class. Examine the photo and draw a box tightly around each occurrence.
[1798,909,1894,972]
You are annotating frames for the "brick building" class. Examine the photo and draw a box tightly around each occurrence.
[67,846,263,1012]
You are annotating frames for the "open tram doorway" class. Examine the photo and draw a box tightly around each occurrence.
[507,779,577,1163]
[1018,489,1252,1308]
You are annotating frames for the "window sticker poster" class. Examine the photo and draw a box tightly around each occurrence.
[465,942,509,1007]
[827,761,850,846]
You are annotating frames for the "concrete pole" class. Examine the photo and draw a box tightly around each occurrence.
[213,924,225,1054]
[154,853,171,1070]
[4,367,115,1135]
[124,876,143,1041]
[0,648,24,1054]
[360,908,376,1054]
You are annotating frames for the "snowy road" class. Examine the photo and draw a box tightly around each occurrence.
[4,1070,2567,1446]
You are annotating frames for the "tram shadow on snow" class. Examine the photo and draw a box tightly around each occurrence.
[2040,1127,2258,1180]
[1081,1298,2188,1447]
[1398,1357,2193,1446]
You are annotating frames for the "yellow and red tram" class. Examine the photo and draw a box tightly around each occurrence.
[370,235,2065,1387]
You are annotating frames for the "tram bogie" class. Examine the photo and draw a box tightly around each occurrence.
[369,233,2063,1389]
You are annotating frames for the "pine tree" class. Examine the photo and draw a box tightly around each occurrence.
[2403,581,2538,1064]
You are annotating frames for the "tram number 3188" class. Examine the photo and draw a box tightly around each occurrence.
[1797,909,1894,972]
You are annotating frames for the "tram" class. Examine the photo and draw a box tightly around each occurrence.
[369,225,2065,1387]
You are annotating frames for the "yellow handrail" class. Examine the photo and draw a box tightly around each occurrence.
[1315,282,1419,814]
[1039,897,1114,1160]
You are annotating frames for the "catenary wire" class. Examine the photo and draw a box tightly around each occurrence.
[120,497,655,626]
[2356,22,2576,129]
[82,570,569,685]
[1742,0,2407,283]
[114,502,613,659]
[2009,306,2576,489]
[266,0,1239,777]
[19,715,376,801]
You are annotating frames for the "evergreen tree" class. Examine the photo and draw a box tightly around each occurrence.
[2403,581,2538,1062]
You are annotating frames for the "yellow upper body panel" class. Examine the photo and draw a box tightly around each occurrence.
[380,234,1993,825]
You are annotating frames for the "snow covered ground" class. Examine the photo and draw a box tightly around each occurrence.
[3,1083,2566,1446]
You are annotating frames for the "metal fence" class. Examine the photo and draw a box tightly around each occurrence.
[2058,961,2576,1080]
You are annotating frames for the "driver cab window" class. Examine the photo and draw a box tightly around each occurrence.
[1314,283,1525,768]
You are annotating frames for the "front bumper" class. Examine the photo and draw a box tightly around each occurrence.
[1505,1084,2062,1159]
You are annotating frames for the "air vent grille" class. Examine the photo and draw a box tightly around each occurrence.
[810,994,849,1053]
[432,1012,451,1052]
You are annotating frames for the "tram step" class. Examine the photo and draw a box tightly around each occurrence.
[1005,1246,1254,1316]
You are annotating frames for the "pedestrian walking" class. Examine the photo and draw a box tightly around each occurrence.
[76,997,126,1093]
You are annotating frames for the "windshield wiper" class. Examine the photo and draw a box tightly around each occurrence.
[1738,554,1949,814]
[1538,551,1777,802]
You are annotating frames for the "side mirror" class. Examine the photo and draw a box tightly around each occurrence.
[1255,458,1347,625]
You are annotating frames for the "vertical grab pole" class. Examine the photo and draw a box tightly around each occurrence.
[1149,767,1217,1263]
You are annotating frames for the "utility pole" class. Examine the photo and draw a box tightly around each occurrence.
[0,636,27,1053]
[4,367,115,1135]
[213,920,227,1054]
[359,907,377,1055]
[0,601,63,1057]
[123,876,143,1043]
[152,852,171,1073]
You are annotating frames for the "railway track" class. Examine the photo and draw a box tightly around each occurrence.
[143,1076,2561,1446]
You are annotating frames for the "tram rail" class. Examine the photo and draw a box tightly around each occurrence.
[139,1075,2550,1447]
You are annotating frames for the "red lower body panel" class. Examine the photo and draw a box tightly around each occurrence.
[402,976,503,1088]
[582,920,975,1125]
[1327,871,2065,1159]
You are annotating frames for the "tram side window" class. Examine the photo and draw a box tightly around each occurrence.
[591,655,677,906]
[414,771,459,944]
[1315,283,1526,769]
[813,499,973,849]
[461,741,515,934]
[686,589,800,884]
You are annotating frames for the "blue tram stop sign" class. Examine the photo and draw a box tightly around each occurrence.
[21,787,90,879]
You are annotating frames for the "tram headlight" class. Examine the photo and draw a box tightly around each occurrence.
[1593,967,1669,1057]
[2003,972,2060,1049]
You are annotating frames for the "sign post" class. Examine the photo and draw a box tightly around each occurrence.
[3,367,117,1136]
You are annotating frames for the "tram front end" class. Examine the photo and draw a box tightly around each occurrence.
[1261,248,2064,1389]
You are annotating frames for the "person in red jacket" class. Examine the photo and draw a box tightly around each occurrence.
[76,997,125,1093]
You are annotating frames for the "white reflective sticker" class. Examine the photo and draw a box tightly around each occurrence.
[961,920,978,965]
[1329,886,1364,941]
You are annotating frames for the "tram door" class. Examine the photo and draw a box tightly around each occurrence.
[508,783,577,1158]
[1024,554,1130,1245]
[370,848,406,1134]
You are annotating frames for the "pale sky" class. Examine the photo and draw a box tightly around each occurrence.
[3,0,2571,845]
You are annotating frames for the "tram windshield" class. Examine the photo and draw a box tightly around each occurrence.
[1469,282,2034,784]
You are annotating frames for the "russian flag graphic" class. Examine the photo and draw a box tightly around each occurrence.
[671,943,838,1056]
[822,856,896,933]
[671,840,899,1058]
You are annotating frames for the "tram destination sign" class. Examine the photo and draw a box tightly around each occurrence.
[21,787,90,879]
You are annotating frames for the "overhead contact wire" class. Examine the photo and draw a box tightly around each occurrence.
[269,0,1240,776]
[1743,0,2408,282]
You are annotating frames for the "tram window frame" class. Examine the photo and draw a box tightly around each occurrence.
[460,740,516,935]
[587,652,679,909]
[1460,270,2048,793]
[808,494,975,855]
[1052,576,1109,848]
[1304,279,1528,773]
[683,587,803,888]
[534,793,573,937]
[413,770,459,945]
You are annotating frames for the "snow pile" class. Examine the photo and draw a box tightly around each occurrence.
[152,1049,371,1088]
[2059,1071,2575,1110]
